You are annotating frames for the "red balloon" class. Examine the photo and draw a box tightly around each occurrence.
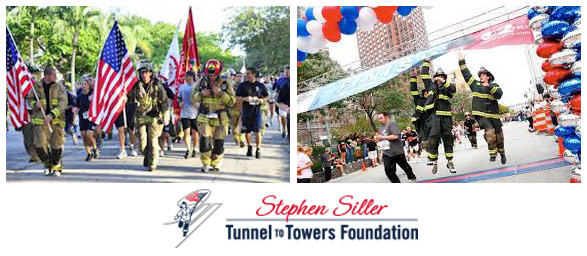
[322,22,341,42]
[570,94,581,116]
[374,6,398,23]
[322,6,342,22]
[536,40,564,58]
[541,59,565,72]
[297,61,302,67]
[543,67,573,85]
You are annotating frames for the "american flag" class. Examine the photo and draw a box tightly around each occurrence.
[89,21,137,132]
[6,26,34,129]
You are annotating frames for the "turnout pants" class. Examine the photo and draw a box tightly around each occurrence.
[34,121,65,170]
[199,121,229,168]
[416,119,429,152]
[138,120,164,169]
[382,154,417,183]
[229,110,245,145]
[22,122,39,161]
[475,116,505,157]
[426,114,454,161]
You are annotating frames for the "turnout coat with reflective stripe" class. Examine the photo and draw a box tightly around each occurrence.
[421,60,456,117]
[459,59,503,119]
[410,76,426,123]
[26,81,68,126]
[191,77,236,126]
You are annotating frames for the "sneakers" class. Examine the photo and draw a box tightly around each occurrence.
[432,162,438,174]
[130,149,138,157]
[184,150,190,159]
[92,148,99,159]
[282,132,286,138]
[447,161,456,174]
[489,155,496,162]
[117,150,127,159]
[85,154,93,162]
[159,150,165,157]
[256,148,261,159]
[167,144,173,152]
[202,164,210,173]
[409,178,417,183]
[44,168,52,176]
[192,150,197,158]
[500,153,506,164]
[53,170,62,177]
[247,146,253,157]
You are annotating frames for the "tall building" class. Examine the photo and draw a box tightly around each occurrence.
[356,7,429,69]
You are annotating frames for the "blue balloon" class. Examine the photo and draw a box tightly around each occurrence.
[339,18,357,35]
[340,6,359,20]
[297,50,307,62]
[541,20,572,39]
[397,6,414,16]
[555,125,576,137]
[558,77,581,96]
[305,7,315,21]
[528,8,540,20]
[550,6,580,22]
[297,19,310,37]
[563,134,581,153]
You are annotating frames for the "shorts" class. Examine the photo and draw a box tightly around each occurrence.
[278,108,287,117]
[368,151,377,160]
[79,118,95,131]
[408,144,419,152]
[115,105,136,130]
[163,122,173,133]
[181,118,198,131]
[241,107,262,133]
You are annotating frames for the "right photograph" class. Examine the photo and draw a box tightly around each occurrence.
[296,6,581,183]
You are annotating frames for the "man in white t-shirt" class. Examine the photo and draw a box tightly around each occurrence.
[177,71,199,159]
[297,144,313,183]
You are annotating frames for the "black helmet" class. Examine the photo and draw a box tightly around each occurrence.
[137,60,154,72]
[433,68,447,80]
[25,61,40,73]
[478,67,494,83]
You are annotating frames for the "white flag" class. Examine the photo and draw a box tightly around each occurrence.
[159,20,181,90]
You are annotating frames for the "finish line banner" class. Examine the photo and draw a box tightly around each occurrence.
[297,15,534,113]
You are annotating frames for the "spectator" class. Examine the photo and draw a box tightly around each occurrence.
[322,150,333,182]
[297,144,313,183]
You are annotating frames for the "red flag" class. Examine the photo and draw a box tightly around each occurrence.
[177,7,201,85]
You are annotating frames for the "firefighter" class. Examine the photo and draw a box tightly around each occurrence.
[192,59,236,172]
[127,60,170,171]
[458,52,506,164]
[421,59,457,174]
[27,67,68,176]
[409,69,429,153]
[228,74,245,148]
[464,112,478,148]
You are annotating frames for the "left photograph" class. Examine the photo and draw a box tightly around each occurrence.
[5,6,291,183]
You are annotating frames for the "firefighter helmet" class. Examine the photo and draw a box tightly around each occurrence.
[478,67,495,83]
[433,68,447,80]
[204,59,223,76]
[137,60,154,72]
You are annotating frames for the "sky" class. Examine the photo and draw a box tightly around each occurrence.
[97,6,245,55]
[325,6,538,106]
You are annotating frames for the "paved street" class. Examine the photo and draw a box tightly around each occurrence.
[6,115,290,183]
[329,121,574,183]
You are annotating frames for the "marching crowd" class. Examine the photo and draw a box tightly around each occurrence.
[14,60,290,176]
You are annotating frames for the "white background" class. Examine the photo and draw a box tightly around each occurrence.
[2,0,586,255]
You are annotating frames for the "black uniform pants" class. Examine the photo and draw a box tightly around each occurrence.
[475,116,504,156]
[382,154,416,183]
[427,114,454,161]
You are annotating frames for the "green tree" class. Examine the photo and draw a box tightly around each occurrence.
[222,6,289,74]
[58,6,100,89]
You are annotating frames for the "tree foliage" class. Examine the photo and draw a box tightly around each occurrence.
[222,6,289,74]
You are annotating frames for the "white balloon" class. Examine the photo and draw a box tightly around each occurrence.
[357,17,376,32]
[422,6,433,10]
[297,36,312,52]
[358,7,377,23]
[306,20,324,38]
[310,35,328,49]
[313,6,326,23]
[306,46,320,54]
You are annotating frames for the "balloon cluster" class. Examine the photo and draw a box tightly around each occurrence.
[530,6,582,169]
[297,6,417,64]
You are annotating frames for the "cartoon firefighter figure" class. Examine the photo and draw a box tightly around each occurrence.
[174,191,208,237]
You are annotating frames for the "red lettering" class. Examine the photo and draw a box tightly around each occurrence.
[333,195,353,216]
[256,195,277,216]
